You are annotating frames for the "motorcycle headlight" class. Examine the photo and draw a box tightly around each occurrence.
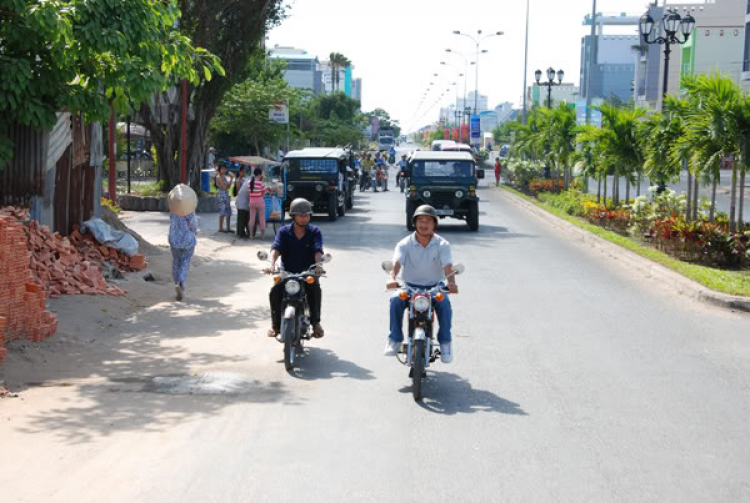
[284,280,301,295]
[422,190,431,198]
[455,190,464,198]
[413,296,431,312]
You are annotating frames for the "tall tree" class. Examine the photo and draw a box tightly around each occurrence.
[0,0,219,165]
[138,0,286,190]
[328,53,351,93]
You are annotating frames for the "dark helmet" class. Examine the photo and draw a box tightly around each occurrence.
[412,205,438,227]
[289,198,313,216]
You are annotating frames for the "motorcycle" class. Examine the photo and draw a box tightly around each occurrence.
[259,251,331,371]
[381,261,465,401]
[389,154,396,165]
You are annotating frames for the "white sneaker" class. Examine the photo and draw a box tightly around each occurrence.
[440,343,454,364]
[383,339,401,356]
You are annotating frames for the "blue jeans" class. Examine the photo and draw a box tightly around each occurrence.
[389,291,452,344]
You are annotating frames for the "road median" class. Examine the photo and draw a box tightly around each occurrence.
[495,185,750,313]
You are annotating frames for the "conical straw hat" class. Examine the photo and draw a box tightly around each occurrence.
[168,184,198,216]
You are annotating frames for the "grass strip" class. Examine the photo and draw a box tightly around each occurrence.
[497,185,750,298]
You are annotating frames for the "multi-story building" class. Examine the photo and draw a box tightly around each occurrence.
[744,0,750,83]
[457,91,489,114]
[637,0,748,108]
[351,78,362,103]
[269,46,323,96]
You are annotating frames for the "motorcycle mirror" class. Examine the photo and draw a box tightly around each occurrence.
[323,253,332,263]
[257,251,269,261]
[381,261,394,273]
[453,263,465,275]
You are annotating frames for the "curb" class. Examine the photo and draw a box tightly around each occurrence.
[496,187,750,314]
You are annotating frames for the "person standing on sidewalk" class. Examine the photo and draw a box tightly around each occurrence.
[247,167,268,240]
[215,164,234,233]
[494,158,502,187]
[235,176,251,239]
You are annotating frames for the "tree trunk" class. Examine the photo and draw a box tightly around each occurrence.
[139,90,181,190]
[729,157,738,234]
[603,175,608,206]
[685,171,693,222]
[597,176,602,203]
[693,177,699,221]
[637,171,641,197]
[625,179,630,206]
[710,175,717,223]
[614,173,620,206]
[739,169,746,231]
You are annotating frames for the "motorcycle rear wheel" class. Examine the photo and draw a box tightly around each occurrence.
[412,339,425,401]
[282,317,296,371]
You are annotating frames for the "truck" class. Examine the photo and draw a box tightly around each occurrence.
[378,128,396,151]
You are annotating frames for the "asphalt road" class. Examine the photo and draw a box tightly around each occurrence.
[2,144,750,502]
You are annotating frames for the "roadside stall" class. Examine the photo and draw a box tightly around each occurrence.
[228,156,287,233]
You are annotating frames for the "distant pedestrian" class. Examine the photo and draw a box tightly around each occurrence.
[215,164,233,233]
[494,158,502,187]
[233,169,245,198]
[168,185,198,302]
[235,177,251,239]
[247,167,268,240]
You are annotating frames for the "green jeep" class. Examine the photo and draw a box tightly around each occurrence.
[405,151,484,231]
[283,148,354,221]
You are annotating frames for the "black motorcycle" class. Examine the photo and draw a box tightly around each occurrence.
[259,251,331,371]
[381,261,465,401]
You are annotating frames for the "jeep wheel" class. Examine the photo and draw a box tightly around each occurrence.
[337,194,346,217]
[328,194,338,222]
[406,201,416,231]
[468,201,479,231]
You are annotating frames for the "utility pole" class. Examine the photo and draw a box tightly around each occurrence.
[585,0,597,125]
[522,0,530,123]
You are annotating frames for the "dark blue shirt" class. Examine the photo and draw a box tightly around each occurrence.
[272,224,324,273]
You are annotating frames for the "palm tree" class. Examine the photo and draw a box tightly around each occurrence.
[545,103,578,190]
[579,103,646,206]
[732,93,750,231]
[678,74,741,226]
[328,53,351,93]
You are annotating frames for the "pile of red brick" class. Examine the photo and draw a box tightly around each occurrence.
[0,217,58,361]
[24,221,140,298]
[68,225,147,273]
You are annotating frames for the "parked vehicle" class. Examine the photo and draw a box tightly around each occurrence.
[378,128,396,151]
[259,251,331,371]
[381,260,465,401]
[430,140,456,152]
[283,148,354,221]
[405,151,484,231]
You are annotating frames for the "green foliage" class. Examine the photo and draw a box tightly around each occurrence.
[0,0,223,165]
[303,92,365,147]
[537,189,592,216]
[211,56,306,155]
[136,180,169,197]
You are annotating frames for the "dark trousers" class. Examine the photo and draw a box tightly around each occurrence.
[237,209,249,237]
[270,279,322,331]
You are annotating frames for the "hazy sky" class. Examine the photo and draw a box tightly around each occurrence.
[268,0,654,133]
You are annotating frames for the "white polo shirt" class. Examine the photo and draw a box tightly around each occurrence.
[393,233,453,286]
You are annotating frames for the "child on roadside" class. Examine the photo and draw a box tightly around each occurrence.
[247,167,268,239]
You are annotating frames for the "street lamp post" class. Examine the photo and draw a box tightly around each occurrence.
[453,30,504,114]
[640,7,695,192]
[639,7,695,103]
[535,67,565,108]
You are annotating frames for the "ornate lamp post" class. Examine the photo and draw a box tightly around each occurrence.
[535,67,564,108]
[639,8,696,102]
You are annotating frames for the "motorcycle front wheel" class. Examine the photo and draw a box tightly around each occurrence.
[282,316,296,371]
[412,339,425,401]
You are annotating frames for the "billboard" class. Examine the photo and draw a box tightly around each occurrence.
[470,115,481,147]
[269,102,289,124]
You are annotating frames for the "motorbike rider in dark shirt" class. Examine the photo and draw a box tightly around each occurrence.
[265,198,325,339]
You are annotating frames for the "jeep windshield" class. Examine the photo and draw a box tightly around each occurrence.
[411,160,474,179]
[289,158,338,174]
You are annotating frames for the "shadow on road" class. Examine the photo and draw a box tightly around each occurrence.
[285,347,376,381]
[399,372,529,416]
